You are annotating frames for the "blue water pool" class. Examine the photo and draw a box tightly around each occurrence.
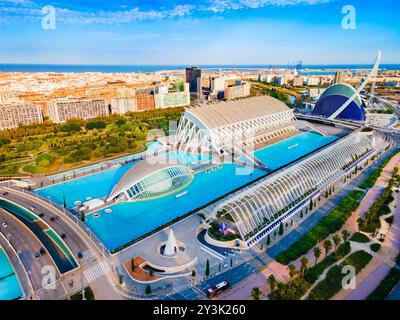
[86,163,265,250]
[254,132,338,169]
[37,132,339,251]
[38,162,138,208]
[0,249,23,300]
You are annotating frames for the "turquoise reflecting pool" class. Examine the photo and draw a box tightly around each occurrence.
[37,132,338,251]
[254,132,338,169]
[0,249,23,300]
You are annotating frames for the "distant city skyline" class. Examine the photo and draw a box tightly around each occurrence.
[0,0,399,65]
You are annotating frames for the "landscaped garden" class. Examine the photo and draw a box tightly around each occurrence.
[306,250,373,300]
[0,107,183,176]
[276,190,363,265]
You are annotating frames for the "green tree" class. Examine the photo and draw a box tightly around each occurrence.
[205,259,210,276]
[332,234,341,250]
[268,274,278,292]
[251,287,261,300]
[341,230,350,243]
[145,284,152,295]
[313,247,322,265]
[288,264,297,279]
[300,256,309,276]
[84,287,95,300]
[323,239,333,257]
[278,222,284,236]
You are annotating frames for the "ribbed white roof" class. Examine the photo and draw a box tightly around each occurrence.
[186,95,290,129]
[107,161,191,201]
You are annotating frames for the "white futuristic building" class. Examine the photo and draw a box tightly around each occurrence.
[107,162,194,202]
[172,96,297,162]
[208,132,375,247]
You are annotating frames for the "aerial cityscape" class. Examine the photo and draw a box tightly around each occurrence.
[0,0,399,308]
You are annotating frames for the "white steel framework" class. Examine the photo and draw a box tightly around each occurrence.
[209,133,374,241]
[173,96,297,158]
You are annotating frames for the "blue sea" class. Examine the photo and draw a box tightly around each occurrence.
[0,64,399,73]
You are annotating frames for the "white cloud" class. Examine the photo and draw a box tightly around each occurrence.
[204,0,331,12]
[0,0,331,25]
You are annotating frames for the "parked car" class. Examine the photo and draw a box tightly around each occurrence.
[34,252,40,259]
[77,252,83,259]
[1,222,8,228]
[39,247,46,255]
[60,233,66,239]
[2,192,9,196]
[38,213,45,218]
[30,206,35,211]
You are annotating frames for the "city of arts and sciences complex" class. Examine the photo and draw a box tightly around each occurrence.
[0,0,399,304]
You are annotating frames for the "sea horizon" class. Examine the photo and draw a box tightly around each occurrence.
[0,63,399,74]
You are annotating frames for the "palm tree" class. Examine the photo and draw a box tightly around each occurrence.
[313,247,322,265]
[323,239,333,257]
[251,287,261,300]
[341,230,350,243]
[268,274,278,292]
[300,256,309,275]
[332,234,341,250]
[288,264,297,279]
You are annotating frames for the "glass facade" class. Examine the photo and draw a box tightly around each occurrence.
[312,83,366,121]
[125,166,194,201]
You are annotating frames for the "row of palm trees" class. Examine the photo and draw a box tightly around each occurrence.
[251,229,350,300]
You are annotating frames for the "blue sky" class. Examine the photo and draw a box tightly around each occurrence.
[0,0,399,65]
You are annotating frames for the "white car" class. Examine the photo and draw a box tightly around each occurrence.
[1,222,8,228]
[30,206,35,211]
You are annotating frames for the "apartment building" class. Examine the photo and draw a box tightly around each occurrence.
[0,103,43,130]
[48,99,109,123]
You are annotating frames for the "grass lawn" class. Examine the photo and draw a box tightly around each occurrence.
[349,232,370,243]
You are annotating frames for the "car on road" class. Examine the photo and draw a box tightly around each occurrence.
[1,222,8,228]
[2,192,9,196]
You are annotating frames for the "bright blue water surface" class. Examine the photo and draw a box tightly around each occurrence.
[37,132,338,251]
[0,249,23,300]
[254,132,337,169]
[86,163,265,250]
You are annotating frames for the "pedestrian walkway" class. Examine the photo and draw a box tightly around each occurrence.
[83,260,112,284]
